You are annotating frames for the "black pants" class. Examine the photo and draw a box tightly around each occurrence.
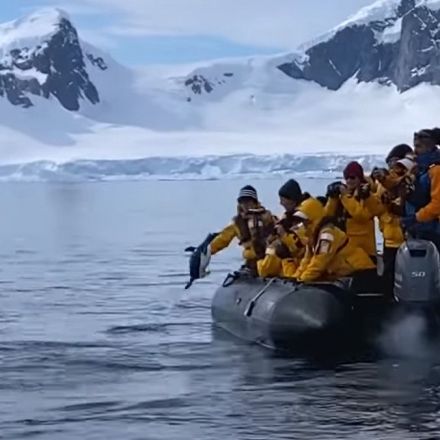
[382,247,398,298]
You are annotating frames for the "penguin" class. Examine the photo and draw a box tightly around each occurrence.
[185,233,218,289]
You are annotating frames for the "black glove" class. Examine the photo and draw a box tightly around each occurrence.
[326,181,343,199]
[274,242,291,259]
[278,217,293,231]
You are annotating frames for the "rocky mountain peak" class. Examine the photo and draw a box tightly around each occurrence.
[0,8,101,110]
[278,0,440,92]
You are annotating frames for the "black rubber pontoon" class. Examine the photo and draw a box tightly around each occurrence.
[211,272,388,351]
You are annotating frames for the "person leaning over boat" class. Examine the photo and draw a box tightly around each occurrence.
[401,128,440,250]
[371,144,415,294]
[210,185,276,273]
[257,179,308,278]
[325,161,382,259]
[291,197,376,283]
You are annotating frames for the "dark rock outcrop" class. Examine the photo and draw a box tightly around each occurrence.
[184,75,214,95]
[278,0,440,92]
[86,53,108,71]
[0,14,101,110]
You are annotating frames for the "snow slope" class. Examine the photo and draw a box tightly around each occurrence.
[0,2,438,172]
[2,76,437,165]
[0,8,69,53]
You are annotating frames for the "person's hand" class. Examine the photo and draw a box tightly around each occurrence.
[275,242,290,259]
[339,185,349,196]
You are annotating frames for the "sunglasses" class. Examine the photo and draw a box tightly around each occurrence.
[345,175,358,180]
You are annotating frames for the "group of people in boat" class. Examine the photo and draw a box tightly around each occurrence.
[208,127,440,293]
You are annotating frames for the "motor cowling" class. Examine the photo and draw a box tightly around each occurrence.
[394,239,440,304]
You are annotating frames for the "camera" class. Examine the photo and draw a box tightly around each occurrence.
[357,183,371,200]
[371,167,388,182]
[277,216,293,231]
[326,181,344,198]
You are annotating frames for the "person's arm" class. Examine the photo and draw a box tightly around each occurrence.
[364,193,385,217]
[324,198,339,217]
[298,230,338,282]
[340,195,372,221]
[417,166,440,222]
[281,232,304,256]
[293,246,312,280]
[210,223,237,255]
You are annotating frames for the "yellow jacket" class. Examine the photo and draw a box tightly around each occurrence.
[325,192,381,257]
[257,228,306,278]
[210,207,275,262]
[375,182,405,248]
[295,223,376,283]
[416,165,440,223]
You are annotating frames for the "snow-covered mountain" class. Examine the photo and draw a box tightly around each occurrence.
[0,8,191,130]
[182,0,440,98]
[0,9,99,110]
[279,0,440,92]
[0,1,439,174]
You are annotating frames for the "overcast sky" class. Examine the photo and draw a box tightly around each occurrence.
[2,0,374,65]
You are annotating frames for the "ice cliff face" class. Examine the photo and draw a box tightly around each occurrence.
[0,154,385,182]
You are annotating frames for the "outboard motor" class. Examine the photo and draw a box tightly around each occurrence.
[394,238,440,305]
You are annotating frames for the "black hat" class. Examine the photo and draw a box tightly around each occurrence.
[386,144,413,163]
[237,185,258,202]
[414,128,440,146]
[278,179,302,202]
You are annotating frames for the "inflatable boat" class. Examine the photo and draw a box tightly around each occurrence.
[211,238,440,352]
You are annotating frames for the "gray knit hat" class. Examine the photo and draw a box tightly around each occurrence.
[237,185,258,202]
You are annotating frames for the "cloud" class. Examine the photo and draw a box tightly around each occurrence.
[40,0,374,49]
[20,1,103,16]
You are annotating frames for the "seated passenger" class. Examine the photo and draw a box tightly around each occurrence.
[371,144,414,191]
[372,145,415,294]
[258,179,309,278]
[402,128,440,249]
[325,161,382,259]
[293,197,376,283]
[210,185,275,273]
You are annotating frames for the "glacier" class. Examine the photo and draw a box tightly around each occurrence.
[0,154,385,182]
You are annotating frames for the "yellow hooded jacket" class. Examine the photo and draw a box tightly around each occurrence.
[373,162,416,249]
[210,206,275,263]
[324,188,381,257]
[375,181,405,248]
[257,225,307,278]
[295,224,376,283]
[293,197,375,283]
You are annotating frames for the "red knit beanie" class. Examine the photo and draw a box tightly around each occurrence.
[343,161,364,180]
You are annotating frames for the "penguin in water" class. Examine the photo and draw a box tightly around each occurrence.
[185,233,218,289]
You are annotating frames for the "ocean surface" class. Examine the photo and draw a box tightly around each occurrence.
[1,179,440,440]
